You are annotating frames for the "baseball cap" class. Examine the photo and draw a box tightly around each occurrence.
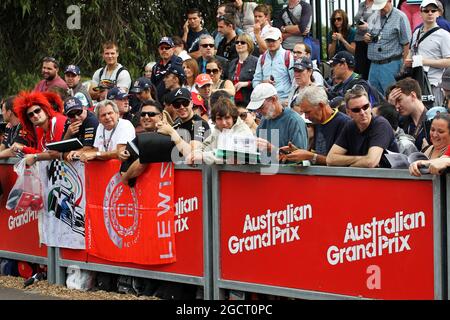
[107,87,129,100]
[372,0,389,10]
[64,65,81,75]
[426,106,448,121]
[192,92,204,107]
[165,64,186,82]
[247,83,277,110]
[291,57,313,71]
[64,97,83,113]
[159,37,174,47]
[195,74,213,88]
[440,68,450,90]
[264,27,282,41]
[130,77,153,93]
[329,51,355,67]
[92,79,115,92]
[166,88,192,105]
[420,0,438,8]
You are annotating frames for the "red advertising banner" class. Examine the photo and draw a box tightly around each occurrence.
[0,164,47,257]
[61,162,204,275]
[219,172,435,300]
[85,160,176,265]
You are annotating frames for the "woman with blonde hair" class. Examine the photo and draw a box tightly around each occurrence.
[228,33,258,106]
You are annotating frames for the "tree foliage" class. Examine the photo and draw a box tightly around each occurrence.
[0,0,228,96]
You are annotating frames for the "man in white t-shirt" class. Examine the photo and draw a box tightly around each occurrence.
[91,41,132,94]
[77,100,136,162]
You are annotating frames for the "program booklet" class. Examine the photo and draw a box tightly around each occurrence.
[382,150,430,173]
[46,138,83,152]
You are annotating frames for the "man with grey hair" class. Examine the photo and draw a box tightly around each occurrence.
[196,34,229,78]
[327,85,398,168]
[280,86,350,165]
[74,99,135,162]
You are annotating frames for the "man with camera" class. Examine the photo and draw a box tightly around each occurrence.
[364,0,411,96]
[404,0,450,107]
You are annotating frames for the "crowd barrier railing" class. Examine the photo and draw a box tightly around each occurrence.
[53,161,213,299]
[0,158,448,299]
[0,159,55,283]
[211,165,444,300]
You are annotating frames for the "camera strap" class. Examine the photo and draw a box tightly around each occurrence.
[372,11,391,40]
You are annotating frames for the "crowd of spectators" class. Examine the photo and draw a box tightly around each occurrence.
[1,0,450,183]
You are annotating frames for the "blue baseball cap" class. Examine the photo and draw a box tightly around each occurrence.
[130,77,153,93]
[159,37,174,47]
[64,97,83,113]
[64,65,81,75]
[107,87,129,100]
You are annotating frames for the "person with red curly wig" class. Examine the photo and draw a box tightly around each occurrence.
[11,91,68,165]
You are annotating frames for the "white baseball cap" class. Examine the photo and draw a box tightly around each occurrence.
[372,0,389,10]
[247,83,277,110]
[263,27,282,41]
[420,0,439,8]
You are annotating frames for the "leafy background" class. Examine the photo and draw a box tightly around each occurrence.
[0,0,246,97]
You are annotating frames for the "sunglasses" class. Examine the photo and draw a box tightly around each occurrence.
[239,112,249,120]
[349,103,370,113]
[265,38,277,43]
[422,9,438,13]
[200,43,215,48]
[206,68,220,74]
[293,51,306,55]
[159,46,172,51]
[140,111,161,118]
[346,84,367,94]
[235,41,247,45]
[27,107,43,118]
[333,17,343,22]
[67,109,83,118]
[173,100,191,109]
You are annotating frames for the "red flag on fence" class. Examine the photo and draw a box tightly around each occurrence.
[85,160,176,265]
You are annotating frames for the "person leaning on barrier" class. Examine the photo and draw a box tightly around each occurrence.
[70,99,135,162]
[63,97,99,161]
[280,86,351,165]
[156,88,210,159]
[0,96,29,159]
[120,100,164,185]
[326,85,399,168]
[410,142,450,176]
[247,82,308,157]
[11,91,68,166]
[33,56,68,93]
[157,97,252,164]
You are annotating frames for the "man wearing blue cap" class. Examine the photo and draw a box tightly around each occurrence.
[64,64,93,109]
[63,97,99,160]
[107,87,132,121]
[152,37,183,102]
[163,64,186,98]
[328,51,384,106]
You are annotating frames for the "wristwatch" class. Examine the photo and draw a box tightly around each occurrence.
[281,26,286,33]
[96,151,101,158]
[311,153,317,164]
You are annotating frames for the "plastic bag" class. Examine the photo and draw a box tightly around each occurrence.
[6,158,44,212]
[66,266,96,291]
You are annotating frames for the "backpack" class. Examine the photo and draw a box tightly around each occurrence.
[0,259,19,276]
[95,272,118,292]
[98,66,128,86]
[260,49,291,69]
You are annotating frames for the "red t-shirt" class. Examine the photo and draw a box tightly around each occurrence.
[23,114,68,154]
[445,147,450,157]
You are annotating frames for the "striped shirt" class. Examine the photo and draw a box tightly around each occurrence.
[367,7,411,61]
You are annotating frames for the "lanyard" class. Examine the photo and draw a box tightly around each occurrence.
[103,122,118,151]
